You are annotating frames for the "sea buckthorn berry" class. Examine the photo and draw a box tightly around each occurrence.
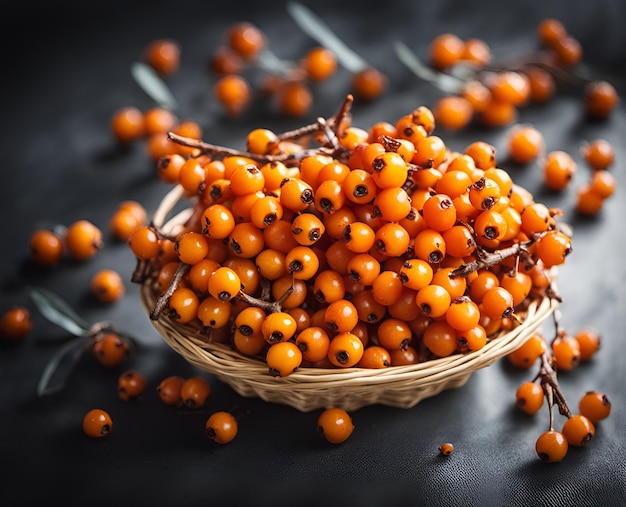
[552,35,583,66]
[65,220,103,261]
[279,178,315,212]
[214,74,251,117]
[92,333,130,368]
[168,286,200,324]
[429,32,465,70]
[389,345,420,366]
[117,369,147,401]
[465,141,496,170]
[156,376,185,407]
[90,269,125,303]
[412,135,447,168]
[490,71,531,106]
[581,139,614,171]
[175,231,209,265]
[468,270,500,304]
[515,381,544,415]
[266,340,302,377]
[233,328,266,356]
[82,409,113,438]
[535,430,568,463]
[325,299,359,334]
[109,208,142,242]
[423,320,457,358]
[111,106,144,144]
[574,327,601,361]
[302,46,337,81]
[374,222,410,258]
[414,229,447,265]
[143,107,177,136]
[228,222,265,259]
[575,184,604,216]
[584,80,619,120]
[144,38,180,76]
[481,286,515,320]
[445,296,481,332]
[578,391,611,423]
[433,95,473,130]
[416,284,451,318]
[312,269,345,304]
[255,249,287,281]
[439,443,454,456]
[197,295,232,330]
[357,345,391,368]
[352,67,387,102]
[377,318,412,351]
[129,225,160,260]
[227,22,266,59]
[318,407,354,444]
[296,327,331,363]
[370,151,408,189]
[435,170,473,199]
[344,253,378,286]
[0,306,32,340]
[201,203,235,240]
[180,376,211,409]
[500,271,532,307]
[543,150,576,191]
[562,414,595,447]
[399,258,433,291]
[372,187,411,222]
[285,245,320,281]
[246,128,278,155]
[291,212,325,246]
[432,267,467,300]
[469,177,501,210]
[328,332,364,367]
[527,68,556,103]
[536,230,572,268]
[157,261,181,293]
[29,229,64,267]
[422,193,457,232]
[441,225,475,259]
[205,411,238,444]
[537,18,567,46]
[261,311,298,344]
[371,271,403,306]
[589,169,616,199]
[277,81,313,118]
[480,97,517,127]
[250,195,283,230]
[314,179,346,215]
[473,209,507,247]
[551,331,580,371]
[507,124,544,164]
[455,324,487,352]
[520,203,553,236]
[342,222,376,254]
[207,266,241,301]
[508,332,548,368]
[157,153,186,184]
[462,38,492,66]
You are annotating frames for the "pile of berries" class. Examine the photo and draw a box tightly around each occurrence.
[130,94,572,379]
[419,18,619,131]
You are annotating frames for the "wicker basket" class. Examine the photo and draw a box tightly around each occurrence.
[141,185,559,412]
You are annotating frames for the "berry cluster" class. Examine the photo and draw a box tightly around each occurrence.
[407,18,620,131]
[130,94,572,381]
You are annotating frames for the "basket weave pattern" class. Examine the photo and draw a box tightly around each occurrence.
[142,185,559,412]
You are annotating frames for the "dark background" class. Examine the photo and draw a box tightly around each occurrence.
[1,1,625,505]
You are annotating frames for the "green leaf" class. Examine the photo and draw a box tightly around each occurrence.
[29,287,89,336]
[37,336,90,396]
[131,62,178,111]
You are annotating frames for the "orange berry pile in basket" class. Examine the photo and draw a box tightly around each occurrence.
[130,94,571,378]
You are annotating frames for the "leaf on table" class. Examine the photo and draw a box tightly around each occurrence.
[131,62,178,111]
[37,336,90,396]
[29,287,89,337]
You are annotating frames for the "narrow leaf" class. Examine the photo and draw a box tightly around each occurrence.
[29,287,89,336]
[394,41,465,94]
[131,62,178,111]
[37,336,90,396]
[287,2,368,74]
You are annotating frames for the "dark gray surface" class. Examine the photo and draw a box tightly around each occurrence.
[1,1,625,505]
